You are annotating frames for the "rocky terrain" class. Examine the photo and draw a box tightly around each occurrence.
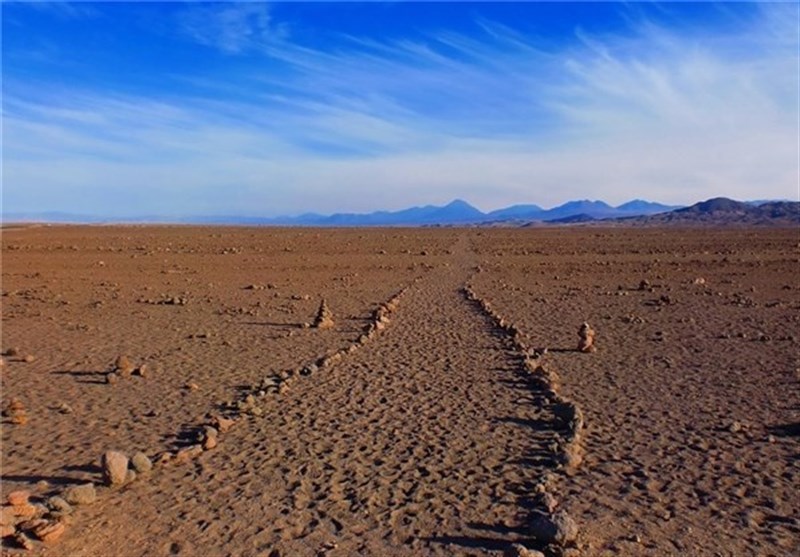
[2,226,797,556]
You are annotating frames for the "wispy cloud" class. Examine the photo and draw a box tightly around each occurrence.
[3,3,798,217]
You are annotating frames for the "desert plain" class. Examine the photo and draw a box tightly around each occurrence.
[1,225,798,557]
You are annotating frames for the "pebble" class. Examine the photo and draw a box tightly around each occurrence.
[529,510,578,544]
[23,355,36,363]
[106,372,120,385]
[32,520,66,543]
[7,491,30,507]
[175,444,203,463]
[102,451,129,486]
[64,483,97,505]
[46,497,72,515]
[131,452,153,474]
[214,416,235,433]
[504,544,546,557]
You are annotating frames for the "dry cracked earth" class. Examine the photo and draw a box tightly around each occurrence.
[1,226,798,557]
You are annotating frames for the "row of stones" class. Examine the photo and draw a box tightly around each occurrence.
[1,285,411,552]
[463,281,587,557]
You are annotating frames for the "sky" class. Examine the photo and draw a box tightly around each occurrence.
[2,1,799,218]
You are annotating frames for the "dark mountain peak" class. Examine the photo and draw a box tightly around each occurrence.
[678,197,748,214]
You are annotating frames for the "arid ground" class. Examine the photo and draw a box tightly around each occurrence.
[2,226,798,556]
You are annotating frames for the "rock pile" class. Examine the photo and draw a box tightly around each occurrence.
[106,355,147,383]
[1,490,68,546]
[3,398,28,425]
[577,322,596,353]
[312,299,335,329]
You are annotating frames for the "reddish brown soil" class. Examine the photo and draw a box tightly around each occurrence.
[1,226,797,556]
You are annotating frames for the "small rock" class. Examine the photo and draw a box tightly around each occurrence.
[14,532,35,550]
[186,383,199,391]
[102,451,129,486]
[130,452,153,474]
[57,403,73,415]
[133,364,148,377]
[729,421,743,433]
[5,348,20,356]
[23,355,36,363]
[213,416,235,433]
[106,372,120,385]
[10,503,38,519]
[202,436,218,450]
[7,491,30,507]
[46,497,72,515]
[174,444,203,463]
[114,355,134,376]
[529,510,578,545]
[504,544,546,557]
[577,322,596,353]
[1,506,16,526]
[0,524,15,538]
[125,469,137,484]
[313,299,335,329]
[32,520,66,543]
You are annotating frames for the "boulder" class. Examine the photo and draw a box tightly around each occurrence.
[101,451,129,486]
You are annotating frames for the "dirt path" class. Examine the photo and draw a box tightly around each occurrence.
[53,238,562,557]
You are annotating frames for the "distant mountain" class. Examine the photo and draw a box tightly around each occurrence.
[9,197,793,227]
[622,198,800,226]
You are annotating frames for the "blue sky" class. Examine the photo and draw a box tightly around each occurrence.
[3,1,798,218]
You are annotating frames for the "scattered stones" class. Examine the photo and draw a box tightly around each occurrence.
[577,322,596,353]
[101,451,130,486]
[63,483,96,505]
[529,510,578,545]
[131,452,153,474]
[313,299,335,329]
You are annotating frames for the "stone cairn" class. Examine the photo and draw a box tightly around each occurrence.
[577,322,596,353]
[312,299,335,329]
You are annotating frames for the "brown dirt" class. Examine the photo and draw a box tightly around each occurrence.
[2,226,798,556]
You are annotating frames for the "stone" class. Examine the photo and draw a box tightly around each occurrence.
[131,452,153,474]
[202,436,218,450]
[32,520,66,543]
[5,347,19,356]
[504,544,546,557]
[7,491,30,507]
[125,469,137,484]
[529,510,578,545]
[23,355,36,363]
[106,372,120,385]
[46,497,72,515]
[102,451,129,486]
[114,355,134,376]
[577,322,596,353]
[0,524,15,538]
[133,364,148,377]
[1,506,17,526]
[57,402,74,414]
[14,532,35,550]
[213,416,235,433]
[175,444,203,463]
[11,413,28,425]
[10,504,38,519]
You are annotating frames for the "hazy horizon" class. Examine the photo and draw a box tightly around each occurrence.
[3,2,799,218]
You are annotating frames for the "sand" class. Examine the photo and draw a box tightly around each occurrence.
[1,226,797,556]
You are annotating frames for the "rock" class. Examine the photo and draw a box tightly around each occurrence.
[133,364,148,377]
[101,451,129,486]
[204,426,219,439]
[504,543,546,557]
[313,299,335,329]
[125,469,137,484]
[638,279,651,291]
[46,497,72,515]
[7,491,30,507]
[529,510,578,545]
[213,416,235,433]
[0,524,15,538]
[10,413,28,425]
[577,322,596,353]
[23,355,36,363]
[10,504,38,519]
[106,372,120,385]
[14,532,35,550]
[202,436,218,450]
[729,421,743,433]
[114,355,134,376]
[131,452,153,474]
[175,444,203,463]
[1,506,17,526]
[5,348,20,356]
[534,491,559,513]
[32,520,66,543]
[57,402,74,414]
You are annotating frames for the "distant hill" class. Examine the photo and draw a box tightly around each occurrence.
[621,198,800,226]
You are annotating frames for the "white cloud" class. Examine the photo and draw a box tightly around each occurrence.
[3,3,798,217]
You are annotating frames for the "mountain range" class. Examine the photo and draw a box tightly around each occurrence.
[3,198,798,226]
